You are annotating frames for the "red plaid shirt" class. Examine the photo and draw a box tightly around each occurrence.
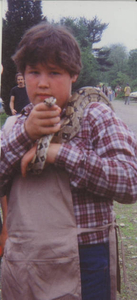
[1,102,137,245]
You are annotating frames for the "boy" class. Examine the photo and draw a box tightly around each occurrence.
[0,22,137,300]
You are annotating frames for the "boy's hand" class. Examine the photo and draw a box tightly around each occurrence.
[21,143,61,177]
[25,102,61,141]
[21,145,37,177]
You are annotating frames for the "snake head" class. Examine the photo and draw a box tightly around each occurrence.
[44,97,56,107]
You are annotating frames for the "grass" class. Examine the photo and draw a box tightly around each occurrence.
[0,113,8,129]
[114,202,137,299]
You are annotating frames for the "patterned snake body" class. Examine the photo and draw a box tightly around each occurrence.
[28,87,114,174]
[28,97,56,174]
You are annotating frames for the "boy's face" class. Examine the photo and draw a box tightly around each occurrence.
[24,63,77,108]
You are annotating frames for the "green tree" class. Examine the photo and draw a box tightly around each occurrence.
[93,47,113,72]
[60,17,90,49]
[2,0,46,114]
[111,71,131,91]
[59,17,109,89]
[73,46,99,91]
[60,16,108,50]
[127,49,137,80]
[101,44,129,89]
[109,44,128,72]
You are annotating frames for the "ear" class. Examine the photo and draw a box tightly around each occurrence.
[72,74,78,83]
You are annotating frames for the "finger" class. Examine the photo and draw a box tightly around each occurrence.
[21,145,37,177]
[40,123,61,135]
[32,109,61,122]
[21,155,30,178]
[27,116,61,132]
[35,102,61,113]
[32,123,61,138]
[38,116,61,128]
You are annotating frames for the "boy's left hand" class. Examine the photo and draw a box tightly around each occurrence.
[21,145,37,177]
[21,143,61,177]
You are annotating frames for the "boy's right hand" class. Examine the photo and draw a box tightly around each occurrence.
[25,102,61,141]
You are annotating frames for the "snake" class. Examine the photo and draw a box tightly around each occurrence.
[28,86,114,175]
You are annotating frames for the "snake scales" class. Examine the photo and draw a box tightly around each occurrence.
[28,86,114,174]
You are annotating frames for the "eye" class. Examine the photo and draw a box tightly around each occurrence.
[27,66,39,75]
[31,70,39,75]
[50,71,60,75]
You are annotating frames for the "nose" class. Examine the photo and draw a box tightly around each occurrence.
[38,73,50,88]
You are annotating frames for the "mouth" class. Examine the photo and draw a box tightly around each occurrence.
[37,94,52,101]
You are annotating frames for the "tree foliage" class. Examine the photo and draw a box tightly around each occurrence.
[73,46,99,91]
[110,72,131,90]
[99,44,137,93]
[2,0,46,114]
[59,17,109,91]
[128,49,137,80]
[99,44,129,89]
[60,16,108,50]
[93,47,113,72]
[108,44,128,73]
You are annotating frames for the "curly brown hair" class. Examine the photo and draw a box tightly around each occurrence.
[12,22,82,77]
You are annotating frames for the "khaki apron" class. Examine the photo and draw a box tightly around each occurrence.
[2,167,82,300]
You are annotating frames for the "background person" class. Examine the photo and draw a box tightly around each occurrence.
[9,72,29,115]
[102,84,108,96]
[108,87,113,102]
[124,83,131,105]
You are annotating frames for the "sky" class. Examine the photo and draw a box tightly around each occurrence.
[41,1,137,52]
[1,0,137,53]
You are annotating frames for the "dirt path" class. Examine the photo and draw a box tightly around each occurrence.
[112,99,137,139]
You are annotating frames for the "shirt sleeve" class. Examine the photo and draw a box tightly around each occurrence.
[55,103,137,204]
[10,87,15,97]
[0,115,33,196]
